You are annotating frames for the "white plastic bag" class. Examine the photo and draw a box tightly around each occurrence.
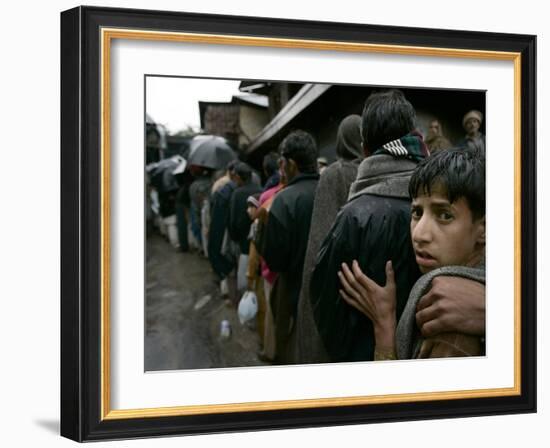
[238,290,258,325]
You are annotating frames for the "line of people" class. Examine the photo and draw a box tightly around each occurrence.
[154,88,487,366]
[244,89,486,364]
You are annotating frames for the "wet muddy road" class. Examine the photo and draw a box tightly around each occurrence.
[145,234,267,371]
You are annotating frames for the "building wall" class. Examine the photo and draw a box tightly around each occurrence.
[203,104,240,146]
[238,105,270,149]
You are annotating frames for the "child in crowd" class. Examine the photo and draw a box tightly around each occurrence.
[339,147,485,360]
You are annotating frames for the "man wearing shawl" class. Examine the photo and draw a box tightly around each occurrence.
[310,90,426,362]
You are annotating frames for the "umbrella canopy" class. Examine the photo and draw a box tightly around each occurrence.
[147,155,184,193]
[187,135,236,170]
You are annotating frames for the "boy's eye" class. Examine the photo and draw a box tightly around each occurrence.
[438,211,454,221]
[411,206,422,219]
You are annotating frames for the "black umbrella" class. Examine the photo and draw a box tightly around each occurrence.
[187,135,236,170]
[147,156,184,193]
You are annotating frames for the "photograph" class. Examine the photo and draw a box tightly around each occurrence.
[3,0,548,446]
[144,76,487,371]
[59,5,537,441]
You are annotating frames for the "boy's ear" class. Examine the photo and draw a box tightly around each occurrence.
[475,216,486,245]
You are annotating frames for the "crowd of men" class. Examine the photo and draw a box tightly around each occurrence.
[152,89,487,365]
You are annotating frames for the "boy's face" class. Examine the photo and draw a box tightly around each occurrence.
[410,184,485,274]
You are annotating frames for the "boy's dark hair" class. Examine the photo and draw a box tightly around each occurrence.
[262,152,279,177]
[361,89,417,152]
[409,147,485,220]
[280,130,318,174]
[234,162,252,183]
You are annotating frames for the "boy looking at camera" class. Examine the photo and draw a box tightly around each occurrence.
[339,147,486,360]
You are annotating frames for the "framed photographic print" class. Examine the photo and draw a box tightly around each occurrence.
[60,5,536,442]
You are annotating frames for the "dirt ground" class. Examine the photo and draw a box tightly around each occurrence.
[145,233,268,371]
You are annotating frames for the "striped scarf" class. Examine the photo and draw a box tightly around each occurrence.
[372,131,429,162]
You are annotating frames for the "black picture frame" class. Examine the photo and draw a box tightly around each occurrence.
[61,5,536,442]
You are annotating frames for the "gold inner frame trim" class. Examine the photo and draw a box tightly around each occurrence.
[100,27,522,421]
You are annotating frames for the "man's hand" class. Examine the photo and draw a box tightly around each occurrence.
[415,276,485,338]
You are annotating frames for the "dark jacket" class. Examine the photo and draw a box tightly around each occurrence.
[260,173,319,313]
[228,182,262,254]
[258,172,319,363]
[310,154,423,362]
[208,181,236,279]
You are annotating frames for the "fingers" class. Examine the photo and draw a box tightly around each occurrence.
[351,260,372,290]
[339,287,354,305]
[416,297,449,337]
[416,287,437,312]
[338,266,366,303]
[339,287,365,315]
[337,259,402,326]
[338,263,373,318]
[340,263,368,297]
[349,259,394,292]
[351,260,377,290]
[417,316,443,338]
[341,262,356,284]
[385,260,395,288]
[415,304,438,329]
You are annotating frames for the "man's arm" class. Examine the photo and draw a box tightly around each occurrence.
[415,276,485,338]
